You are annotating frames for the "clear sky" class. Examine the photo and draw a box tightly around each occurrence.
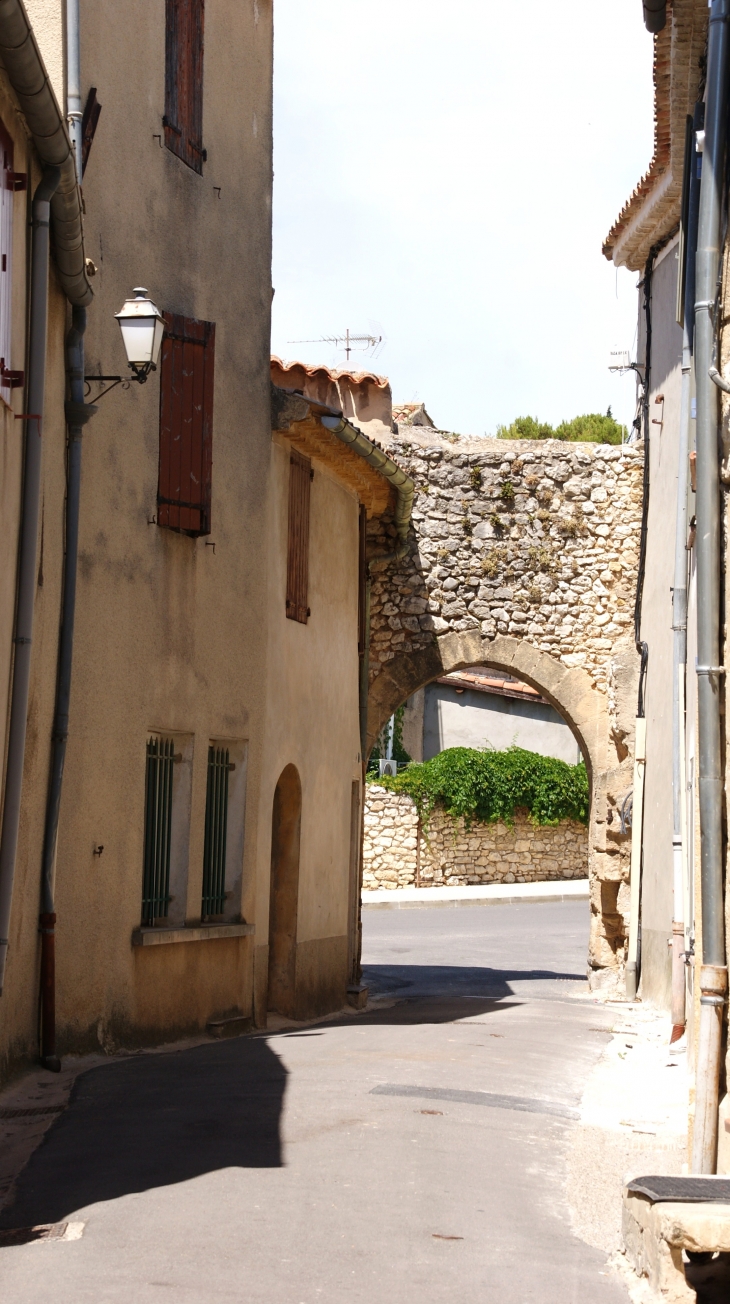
[271,1,655,437]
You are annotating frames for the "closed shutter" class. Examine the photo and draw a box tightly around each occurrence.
[286,450,312,624]
[0,117,13,403]
[158,313,215,536]
[164,0,205,174]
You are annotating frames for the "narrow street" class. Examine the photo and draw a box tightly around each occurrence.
[1,900,629,1303]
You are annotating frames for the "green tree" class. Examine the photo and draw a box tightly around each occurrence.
[496,411,625,445]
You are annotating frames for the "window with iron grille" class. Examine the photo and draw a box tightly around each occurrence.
[142,736,177,925]
[158,313,215,536]
[164,0,205,174]
[202,745,234,918]
[286,450,312,623]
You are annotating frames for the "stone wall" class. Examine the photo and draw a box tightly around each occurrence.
[368,432,643,699]
[364,431,642,988]
[363,784,588,890]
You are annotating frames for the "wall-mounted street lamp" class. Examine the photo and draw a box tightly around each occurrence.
[85,287,165,399]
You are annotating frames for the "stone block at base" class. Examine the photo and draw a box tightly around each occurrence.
[622,1187,730,1302]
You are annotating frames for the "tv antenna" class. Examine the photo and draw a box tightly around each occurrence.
[288,328,383,362]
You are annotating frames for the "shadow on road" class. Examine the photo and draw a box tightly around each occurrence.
[0,1035,286,1231]
[362,962,586,1001]
[0,966,585,1232]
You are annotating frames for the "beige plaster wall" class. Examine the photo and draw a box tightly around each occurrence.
[255,437,362,1021]
[0,45,71,1077]
[23,0,64,109]
[0,0,279,1077]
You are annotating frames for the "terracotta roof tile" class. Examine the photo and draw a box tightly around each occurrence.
[603,0,707,271]
[271,356,390,390]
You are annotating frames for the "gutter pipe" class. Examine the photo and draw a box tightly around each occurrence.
[320,414,415,560]
[39,309,94,1069]
[642,1,667,33]
[0,167,60,993]
[65,0,82,178]
[692,0,729,1175]
[0,0,93,307]
[671,110,702,1042]
[626,248,656,1001]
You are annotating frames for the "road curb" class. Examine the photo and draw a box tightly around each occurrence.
[361,880,589,909]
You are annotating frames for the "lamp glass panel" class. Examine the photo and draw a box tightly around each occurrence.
[151,316,165,367]
[118,317,157,365]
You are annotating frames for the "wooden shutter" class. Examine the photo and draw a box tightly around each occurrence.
[0,117,13,403]
[158,313,215,536]
[81,88,102,176]
[286,451,312,624]
[164,0,205,174]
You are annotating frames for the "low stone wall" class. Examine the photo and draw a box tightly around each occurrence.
[363,784,588,889]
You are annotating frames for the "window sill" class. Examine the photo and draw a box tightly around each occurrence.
[131,922,255,948]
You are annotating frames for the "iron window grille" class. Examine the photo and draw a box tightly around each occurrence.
[142,736,177,925]
[202,745,233,918]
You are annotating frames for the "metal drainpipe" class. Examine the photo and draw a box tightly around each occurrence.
[626,248,655,1002]
[38,308,95,1070]
[692,0,730,1175]
[0,167,61,995]
[65,0,83,177]
[671,108,702,1043]
[355,571,371,988]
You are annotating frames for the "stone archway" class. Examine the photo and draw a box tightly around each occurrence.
[367,631,629,991]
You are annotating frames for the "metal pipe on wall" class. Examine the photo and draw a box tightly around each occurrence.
[692,0,730,1176]
[38,308,95,1069]
[0,167,61,994]
[65,0,83,177]
[671,108,702,1042]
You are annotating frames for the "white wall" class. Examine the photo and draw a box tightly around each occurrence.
[422,682,582,765]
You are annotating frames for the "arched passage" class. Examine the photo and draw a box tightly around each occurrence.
[366,632,627,990]
[268,764,302,1017]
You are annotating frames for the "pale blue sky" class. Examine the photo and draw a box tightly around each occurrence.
[271,1,654,436]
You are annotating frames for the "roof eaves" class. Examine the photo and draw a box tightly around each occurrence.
[603,0,707,272]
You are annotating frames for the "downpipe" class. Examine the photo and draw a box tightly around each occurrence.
[626,718,647,1001]
[671,107,702,1042]
[692,0,729,1175]
[38,307,95,1070]
[0,167,61,995]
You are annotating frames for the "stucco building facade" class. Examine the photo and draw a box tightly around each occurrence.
[0,0,406,1082]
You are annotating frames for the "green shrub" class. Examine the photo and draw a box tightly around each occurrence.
[496,408,626,445]
[368,745,589,829]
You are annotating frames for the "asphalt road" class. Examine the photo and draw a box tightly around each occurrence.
[0,901,628,1303]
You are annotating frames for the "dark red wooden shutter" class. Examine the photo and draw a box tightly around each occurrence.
[81,88,102,176]
[164,0,205,174]
[286,451,312,624]
[158,313,215,537]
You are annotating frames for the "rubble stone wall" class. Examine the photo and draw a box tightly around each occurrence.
[363,785,588,890]
[368,433,643,700]
[364,433,642,988]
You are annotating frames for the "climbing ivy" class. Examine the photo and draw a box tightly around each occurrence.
[368,746,589,829]
[368,704,412,771]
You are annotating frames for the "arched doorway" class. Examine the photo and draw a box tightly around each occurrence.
[268,764,302,1017]
[364,631,630,991]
